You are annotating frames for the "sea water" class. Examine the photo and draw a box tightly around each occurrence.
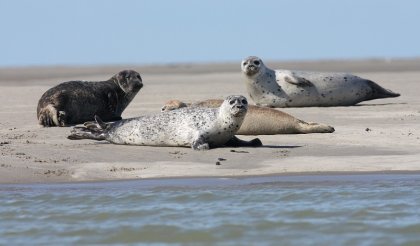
[1,174,420,245]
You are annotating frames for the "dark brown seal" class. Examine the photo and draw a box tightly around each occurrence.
[37,70,143,127]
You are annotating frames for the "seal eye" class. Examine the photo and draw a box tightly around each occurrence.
[229,100,235,105]
[241,99,247,105]
[253,60,260,66]
[136,75,142,81]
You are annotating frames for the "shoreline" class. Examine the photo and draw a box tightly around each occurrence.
[2,171,420,187]
[1,59,419,184]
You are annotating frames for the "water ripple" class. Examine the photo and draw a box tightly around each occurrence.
[1,174,420,245]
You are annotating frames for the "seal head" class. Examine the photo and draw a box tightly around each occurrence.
[241,56,264,77]
[112,70,143,94]
[223,95,248,117]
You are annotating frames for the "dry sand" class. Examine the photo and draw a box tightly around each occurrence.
[0,59,419,184]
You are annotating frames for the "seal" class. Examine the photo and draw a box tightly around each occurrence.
[68,95,262,150]
[241,56,400,107]
[37,70,143,127]
[162,99,335,135]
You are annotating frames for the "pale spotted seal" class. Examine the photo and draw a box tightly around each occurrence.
[161,99,335,135]
[37,70,143,127]
[241,56,400,107]
[68,95,262,150]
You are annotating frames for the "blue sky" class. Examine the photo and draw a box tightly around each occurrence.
[1,0,419,67]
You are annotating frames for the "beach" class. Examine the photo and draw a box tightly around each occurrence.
[1,59,419,184]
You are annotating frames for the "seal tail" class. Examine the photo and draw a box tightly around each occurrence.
[366,80,400,99]
[67,115,108,140]
[297,121,335,134]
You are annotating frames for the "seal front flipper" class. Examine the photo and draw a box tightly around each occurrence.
[191,135,210,150]
[225,136,262,147]
[284,76,312,87]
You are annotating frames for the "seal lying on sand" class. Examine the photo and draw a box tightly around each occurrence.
[37,70,143,127]
[68,95,262,150]
[241,56,400,107]
[161,99,334,135]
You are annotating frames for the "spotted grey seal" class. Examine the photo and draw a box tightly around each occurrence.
[241,56,400,107]
[37,70,143,126]
[68,95,262,150]
[161,99,334,135]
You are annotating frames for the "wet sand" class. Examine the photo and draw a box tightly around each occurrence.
[0,59,419,184]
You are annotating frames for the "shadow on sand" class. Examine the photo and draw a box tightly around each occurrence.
[356,102,407,107]
[261,145,302,149]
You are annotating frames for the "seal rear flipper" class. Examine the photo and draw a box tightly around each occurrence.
[67,126,106,141]
[37,105,60,127]
[161,100,189,112]
[225,136,262,147]
[57,111,68,126]
[83,115,110,130]
[366,80,400,99]
[38,113,53,127]
[94,115,108,129]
